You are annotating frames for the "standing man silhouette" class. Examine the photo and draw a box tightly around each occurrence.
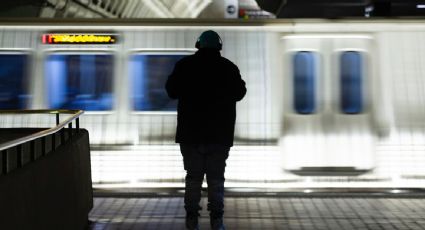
[166,30,246,230]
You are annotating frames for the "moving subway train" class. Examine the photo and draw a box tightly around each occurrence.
[0,19,424,188]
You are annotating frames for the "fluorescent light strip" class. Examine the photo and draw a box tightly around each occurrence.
[417,4,425,9]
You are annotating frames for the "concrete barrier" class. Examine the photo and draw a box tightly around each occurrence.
[0,129,93,230]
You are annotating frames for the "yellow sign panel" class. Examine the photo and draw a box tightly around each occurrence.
[42,34,117,44]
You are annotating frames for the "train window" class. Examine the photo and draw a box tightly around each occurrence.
[293,51,316,114]
[45,54,113,111]
[340,51,363,114]
[130,54,186,111]
[0,54,31,109]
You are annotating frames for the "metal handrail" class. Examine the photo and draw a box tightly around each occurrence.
[0,109,84,152]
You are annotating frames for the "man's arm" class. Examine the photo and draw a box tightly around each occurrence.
[165,61,182,99]
[233,66,247,101]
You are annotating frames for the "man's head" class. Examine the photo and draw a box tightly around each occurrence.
[195,30,222,50]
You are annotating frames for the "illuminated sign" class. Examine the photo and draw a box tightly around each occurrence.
[42,34,117,44]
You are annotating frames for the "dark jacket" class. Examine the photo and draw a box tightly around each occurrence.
[165,49,246,146]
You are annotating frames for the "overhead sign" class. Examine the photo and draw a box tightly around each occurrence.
[42,34,117,44]
[239,9,275,19]
[224,0,239,18]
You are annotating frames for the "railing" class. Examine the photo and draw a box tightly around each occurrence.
[0,109,84,175]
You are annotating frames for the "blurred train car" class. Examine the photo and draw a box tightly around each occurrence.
[0,19,424,188]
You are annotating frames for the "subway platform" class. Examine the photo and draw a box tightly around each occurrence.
[89,189,425,230]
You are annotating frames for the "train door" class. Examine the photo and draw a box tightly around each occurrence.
[43,51,118,144]
[281,34,376,175]
[128,51,192,144]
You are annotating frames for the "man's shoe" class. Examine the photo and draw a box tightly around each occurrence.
[210,217,225,230]
[185,215,199,230]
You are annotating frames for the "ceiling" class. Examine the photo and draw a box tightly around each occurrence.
[255,0,425,18]
[1,0,214,18]
[0,0,423,18]
[0,0,270,19]
[43,0,213,18]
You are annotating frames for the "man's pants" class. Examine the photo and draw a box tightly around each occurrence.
[180,143,230,218]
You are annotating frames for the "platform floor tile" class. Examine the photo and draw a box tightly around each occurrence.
[89,197,425,230]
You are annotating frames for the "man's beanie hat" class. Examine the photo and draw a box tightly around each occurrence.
[195,30,222,50]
